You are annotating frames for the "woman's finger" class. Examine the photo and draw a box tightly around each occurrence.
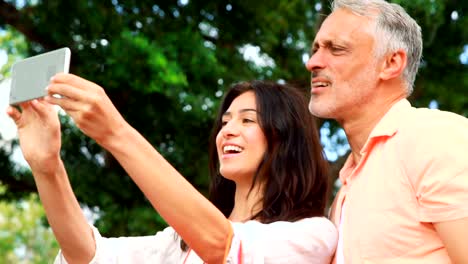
[30,99,57,119]
[46,82,88,102]
[7,101,36,127]
[51,73,100,92]
[44,94,86,112]
[6,105,22,124]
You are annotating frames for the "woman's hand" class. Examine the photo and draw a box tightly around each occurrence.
[7,100,61,175]
[8,98,97,264]
[45,73,128,147]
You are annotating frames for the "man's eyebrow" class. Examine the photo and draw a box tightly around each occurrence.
[310,41,319,53]
[311,39,350,53]
[311,40,330,53]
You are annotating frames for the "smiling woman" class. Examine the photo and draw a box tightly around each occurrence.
[215,91,268,192]
[7,75,337,263]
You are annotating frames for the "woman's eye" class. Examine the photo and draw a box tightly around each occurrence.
[221,121,228,126]
[243,119,254,123]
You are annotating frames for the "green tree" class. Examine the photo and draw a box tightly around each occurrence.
[0,0,466,260]
[0,187,59,263]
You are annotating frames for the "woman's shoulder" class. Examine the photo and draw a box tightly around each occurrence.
[229,217,337,262]
[267,217,337,243]
[231,216,337,244]
[295,216,337,231]
[233,216,335,229]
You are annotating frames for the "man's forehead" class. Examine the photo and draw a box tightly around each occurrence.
[314,9,374,43]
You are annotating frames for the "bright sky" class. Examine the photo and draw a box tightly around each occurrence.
[0,50,6,66]
[0,78,27,166]
[0,47,15,140]
[0,47,28,166]
[0,79,15,140]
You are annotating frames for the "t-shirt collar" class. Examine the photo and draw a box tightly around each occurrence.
[366,98,411,139]
[338,98,412,184]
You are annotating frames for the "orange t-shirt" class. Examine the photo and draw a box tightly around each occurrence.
[331,99,468,263]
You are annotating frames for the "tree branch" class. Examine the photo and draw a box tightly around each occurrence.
[0,174,37,197]
[0,0,57,49]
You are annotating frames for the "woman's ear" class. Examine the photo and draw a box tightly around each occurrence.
[379,49,407,81]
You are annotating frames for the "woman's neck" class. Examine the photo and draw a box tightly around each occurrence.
[228,182,263,222]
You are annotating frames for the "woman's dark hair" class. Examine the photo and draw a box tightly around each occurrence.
[208,81,329,223]
[179,80,330,250]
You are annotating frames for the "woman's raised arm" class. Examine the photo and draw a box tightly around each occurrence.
[45,73,232,263]
[7,100,95,263]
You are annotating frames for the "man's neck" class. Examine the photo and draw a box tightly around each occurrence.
[341,93,406,164]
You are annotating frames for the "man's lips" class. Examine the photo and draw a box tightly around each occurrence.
[311,76,331,93]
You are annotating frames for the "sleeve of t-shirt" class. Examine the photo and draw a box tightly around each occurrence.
[407,111,468,222]
[53,225,184,263]
[225,217,338,264]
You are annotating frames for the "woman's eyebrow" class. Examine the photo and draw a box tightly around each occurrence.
[222,108,257,117]
[239,108,257,113]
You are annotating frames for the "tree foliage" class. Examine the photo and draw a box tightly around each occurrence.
[0,190,59,263]
[0,0,466,260]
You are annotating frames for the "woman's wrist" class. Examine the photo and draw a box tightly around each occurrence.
[30,155,64,181]
[98,120,133,154]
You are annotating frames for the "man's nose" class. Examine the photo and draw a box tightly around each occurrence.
[305,50,326,72]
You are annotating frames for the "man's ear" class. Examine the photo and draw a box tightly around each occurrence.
[379,49,407,81]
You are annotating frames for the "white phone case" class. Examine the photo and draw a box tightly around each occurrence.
[9,47,71,105]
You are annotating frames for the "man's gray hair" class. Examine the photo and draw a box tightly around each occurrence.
[332,0,422,95]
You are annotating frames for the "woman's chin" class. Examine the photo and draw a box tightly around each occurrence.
[219,169,254,184]
[219,170,236,181]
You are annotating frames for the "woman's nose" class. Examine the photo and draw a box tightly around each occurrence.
[221,120,240,138]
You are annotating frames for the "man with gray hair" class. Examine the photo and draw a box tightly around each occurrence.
[306,0,468,263]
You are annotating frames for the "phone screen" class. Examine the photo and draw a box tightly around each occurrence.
[9,47,70,105]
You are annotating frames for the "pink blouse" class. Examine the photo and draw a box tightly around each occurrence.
[54,217,337,263]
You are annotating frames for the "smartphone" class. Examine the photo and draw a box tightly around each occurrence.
[9,47,71,105]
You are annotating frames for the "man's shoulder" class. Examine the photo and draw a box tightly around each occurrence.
[390,107,468,192]
[398,106,467,135]
[385,106,467,158]
[411,106,467,121]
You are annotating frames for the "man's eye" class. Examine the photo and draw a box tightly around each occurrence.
[331,46,344,52]
[311,47,319,54]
